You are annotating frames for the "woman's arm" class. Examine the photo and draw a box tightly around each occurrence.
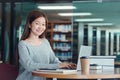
[44,39,76,69]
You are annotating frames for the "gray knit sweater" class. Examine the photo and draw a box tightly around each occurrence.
[16,38,61,80]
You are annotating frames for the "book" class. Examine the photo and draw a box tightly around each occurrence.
[90,64,102,70]
[37,69,77,74]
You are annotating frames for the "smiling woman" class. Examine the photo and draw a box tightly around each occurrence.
[16,10,76,80]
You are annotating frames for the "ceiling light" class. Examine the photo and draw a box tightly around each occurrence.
[75,18,104,22]
[88,23,113,26]
[38,6,76,10]
[58,13,92,16]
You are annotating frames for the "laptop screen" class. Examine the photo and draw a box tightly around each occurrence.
[76,45,92,70]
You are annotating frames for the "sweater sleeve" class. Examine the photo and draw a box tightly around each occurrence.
[18,41,60,72]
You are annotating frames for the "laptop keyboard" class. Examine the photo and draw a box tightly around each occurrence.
[60,67,77,70]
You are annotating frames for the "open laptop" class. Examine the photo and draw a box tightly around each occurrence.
[76,45,92,70]
[60,45,92,71]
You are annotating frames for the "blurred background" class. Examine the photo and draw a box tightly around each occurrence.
[0,0,120,66]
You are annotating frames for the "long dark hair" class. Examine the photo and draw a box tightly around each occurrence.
[20,10,48,40]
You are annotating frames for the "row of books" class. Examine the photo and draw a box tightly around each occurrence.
[56,52,73,61]
[53,24,72,32]
[53,43,71,51]
[53,34,69,41]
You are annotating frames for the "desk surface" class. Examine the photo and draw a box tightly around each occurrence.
[32,69,120,79]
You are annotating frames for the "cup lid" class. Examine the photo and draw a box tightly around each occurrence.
[80,56,89,59]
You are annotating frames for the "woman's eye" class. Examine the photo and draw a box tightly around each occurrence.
[42,24,45,26]
[36,22,39,25]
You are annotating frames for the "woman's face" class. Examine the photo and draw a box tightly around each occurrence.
[29,17,46,37]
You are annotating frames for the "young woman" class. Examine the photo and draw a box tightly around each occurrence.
[16,10,76,80]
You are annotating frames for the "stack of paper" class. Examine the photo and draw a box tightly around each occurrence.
[90,64,102,70]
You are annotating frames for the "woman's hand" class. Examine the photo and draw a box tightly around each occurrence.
[59,62,76,69]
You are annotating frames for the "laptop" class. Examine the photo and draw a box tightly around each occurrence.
[60,45,92,71]
[76,45,92,70]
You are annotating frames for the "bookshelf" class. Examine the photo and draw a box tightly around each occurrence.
[114,34,117,52]
[83,25,88,45]
[100,30,106,55]
[92,27,97,55]
[46,21,73,62]
[72,23,114,57]
[72,22,79,63]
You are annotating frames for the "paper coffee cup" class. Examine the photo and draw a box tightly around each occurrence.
[80,56,90,74]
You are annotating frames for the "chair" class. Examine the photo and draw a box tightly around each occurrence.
[0,63,18,80]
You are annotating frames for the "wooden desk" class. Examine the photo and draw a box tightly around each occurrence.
[32,69,120,80]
